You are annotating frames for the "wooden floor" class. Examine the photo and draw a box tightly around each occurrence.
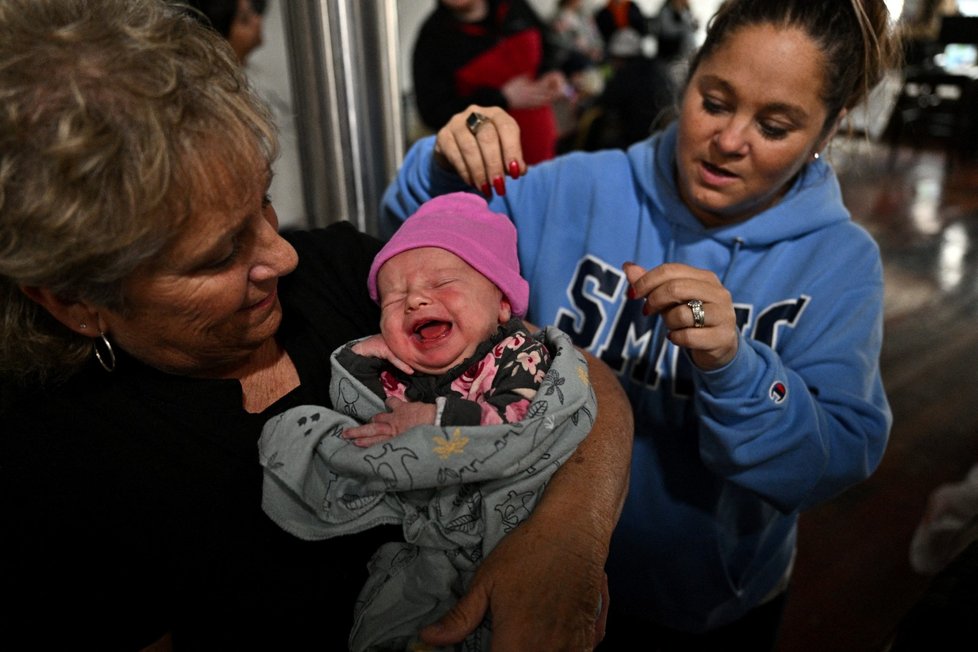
[775,138,978,651]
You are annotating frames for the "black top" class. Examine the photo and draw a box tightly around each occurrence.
[594,1,648,45]
[1,222,400,650]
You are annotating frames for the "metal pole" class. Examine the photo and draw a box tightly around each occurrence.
[280,0,403,235]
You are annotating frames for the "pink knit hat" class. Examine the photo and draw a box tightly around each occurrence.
[368,192,529,317]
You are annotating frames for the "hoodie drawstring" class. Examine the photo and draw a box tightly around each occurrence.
[638,225,679,392]
[721,237,745,284]
[638,232,744,416]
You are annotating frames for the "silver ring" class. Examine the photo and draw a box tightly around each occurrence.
[687,299,705,328]
[466,111,490,136]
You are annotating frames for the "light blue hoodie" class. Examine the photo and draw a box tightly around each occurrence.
[381,123,891,632]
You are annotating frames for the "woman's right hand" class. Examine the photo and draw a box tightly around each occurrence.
[624,261,740,371]
[433,105,527,197]
[501,73,561,109]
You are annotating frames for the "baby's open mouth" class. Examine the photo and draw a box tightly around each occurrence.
[414,320,452,341]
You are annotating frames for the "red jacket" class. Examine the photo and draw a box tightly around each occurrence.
[412,0,560,164]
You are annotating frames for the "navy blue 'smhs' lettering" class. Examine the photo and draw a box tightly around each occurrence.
[554,255,810,396]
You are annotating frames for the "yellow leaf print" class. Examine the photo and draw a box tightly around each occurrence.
[432,428,469,460]
[432,427,470,460]
[577,365,590,387]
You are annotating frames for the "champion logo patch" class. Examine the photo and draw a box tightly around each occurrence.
[769,381,787,403]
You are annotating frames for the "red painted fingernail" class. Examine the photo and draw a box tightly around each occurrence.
[509,160,520,179]
[481,183,492,197]
[642,302,651,316]
[493,176,506,196]
[627,286,635,300]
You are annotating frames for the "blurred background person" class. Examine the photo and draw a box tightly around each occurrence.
[413,0,569,165]
[593,0,649,51]
[549,0,609,151]
[183,0,266,64]
[572,25,675,151]
[653,0,698,62]
[552,0,606,68]
[652,0,699,87]
[889,462,978,650]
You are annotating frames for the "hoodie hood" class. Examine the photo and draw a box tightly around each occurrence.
[627,122,851,247]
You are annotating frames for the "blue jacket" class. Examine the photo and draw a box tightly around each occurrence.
[381,123,891,632]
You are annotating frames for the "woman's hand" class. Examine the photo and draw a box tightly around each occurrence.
[624,261,740,370]
[501,74,555,109]
[538,70,570,101]
[420,517,610,651]
[433,105,527,197]
[420,349,631,651]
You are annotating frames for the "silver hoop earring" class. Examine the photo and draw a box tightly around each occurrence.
[94,331,116,373]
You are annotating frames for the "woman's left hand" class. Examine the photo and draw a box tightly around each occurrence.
[433,104,527,197]
[419,348,631,651]
[624,261,740,370]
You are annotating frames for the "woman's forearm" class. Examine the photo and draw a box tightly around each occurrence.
[532,350,632,552]
[418,343,633,650]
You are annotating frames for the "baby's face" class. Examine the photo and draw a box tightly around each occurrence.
[377,247,511,375]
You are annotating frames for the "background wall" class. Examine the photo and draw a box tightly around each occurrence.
[246,1,305,229]
[246,0,725,229]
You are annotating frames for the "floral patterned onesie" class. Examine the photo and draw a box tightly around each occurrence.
[334,317,551,426]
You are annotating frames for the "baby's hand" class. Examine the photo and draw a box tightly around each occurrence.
[351,335,414,374]
[342,398,438,447]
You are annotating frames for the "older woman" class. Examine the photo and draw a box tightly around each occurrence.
[0,1,631,650]
[383,0,898,649]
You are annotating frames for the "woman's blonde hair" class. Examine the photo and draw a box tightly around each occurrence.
[687,0,901,136]
[0,0,278,382]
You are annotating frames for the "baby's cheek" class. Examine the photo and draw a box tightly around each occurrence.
[384,331,416,365]
[378,310,399,338]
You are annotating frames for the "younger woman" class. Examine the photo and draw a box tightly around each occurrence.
[383,0,899,648]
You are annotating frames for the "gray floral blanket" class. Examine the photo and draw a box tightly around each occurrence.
[258,327,596,651]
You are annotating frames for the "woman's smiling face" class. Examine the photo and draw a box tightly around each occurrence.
[675,23,835,227]
[98,165,298,377]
